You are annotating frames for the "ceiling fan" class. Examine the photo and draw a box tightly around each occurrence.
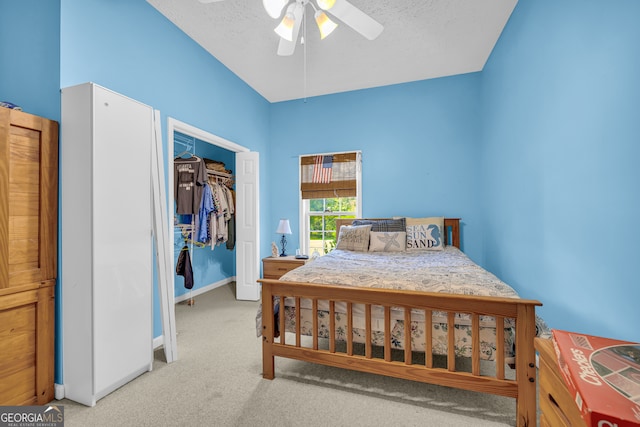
[198,0,383,56]
[263,0,384,56]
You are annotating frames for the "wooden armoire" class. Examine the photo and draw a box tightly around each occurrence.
[0,107,58,405]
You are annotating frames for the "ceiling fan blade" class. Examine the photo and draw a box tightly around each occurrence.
[276,3,304,56]
[277,37,296,56]
[327,0,383,40]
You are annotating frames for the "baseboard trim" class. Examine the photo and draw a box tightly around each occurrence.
[54,383,64,400]
[174,276,235,304]
[153,336,164,350]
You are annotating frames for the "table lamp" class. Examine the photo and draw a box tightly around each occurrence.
[276,219,292,257]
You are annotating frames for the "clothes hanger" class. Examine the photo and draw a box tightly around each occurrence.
[175,151,201,160]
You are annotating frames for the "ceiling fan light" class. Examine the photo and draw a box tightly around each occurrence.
[274,12,296,42]
[263,0,288,19]
[316,0,336,11]
[315,11,338,40]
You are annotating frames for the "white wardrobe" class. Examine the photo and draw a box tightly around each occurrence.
[61,83,153,406]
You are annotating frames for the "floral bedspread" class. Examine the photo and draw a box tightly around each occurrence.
[280,247,520,297]
[259,247,549,361]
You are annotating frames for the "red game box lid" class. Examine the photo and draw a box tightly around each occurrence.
[552,329,640,427]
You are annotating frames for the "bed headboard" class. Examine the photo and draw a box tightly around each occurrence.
[334,218,461,249]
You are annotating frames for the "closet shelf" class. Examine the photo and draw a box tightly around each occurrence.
[207,169,233,178]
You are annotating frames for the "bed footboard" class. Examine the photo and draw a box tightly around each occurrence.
[260,279,541,427]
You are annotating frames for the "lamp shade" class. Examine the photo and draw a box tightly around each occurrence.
[276,219,292,235]
[316,0,336,11]
[263,0,288,19]
[274,11,296,41]
[315,10,338,39]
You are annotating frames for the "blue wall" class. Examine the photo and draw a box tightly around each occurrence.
[2,0,640,391]
[58,0,271,383]
[269,0,640,343]
[269,75,485,261]
[2,0,271,385]
[0,0,60,121]
[481,0,640,342]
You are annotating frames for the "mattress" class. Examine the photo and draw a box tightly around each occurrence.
[280,246,519,297]
[261,247,549,361]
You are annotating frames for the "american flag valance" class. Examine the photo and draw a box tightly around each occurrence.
[300,152,358,200]
[313,155,333,184]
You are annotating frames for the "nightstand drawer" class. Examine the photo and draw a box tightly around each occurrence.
[262,257,307,279]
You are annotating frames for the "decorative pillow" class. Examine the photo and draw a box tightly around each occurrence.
[369,231,406,252]
[335,224,372,252]
[352,218,406,232]
[405,217,444,251]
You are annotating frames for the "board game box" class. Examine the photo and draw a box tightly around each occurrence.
[552,329,640,427]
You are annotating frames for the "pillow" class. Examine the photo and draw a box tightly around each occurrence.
[369,231,406,252]
[405,217,445,251]
[335,224,372,251]
[352,218,406,232]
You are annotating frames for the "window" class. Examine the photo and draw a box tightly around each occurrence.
[299,152,362,256]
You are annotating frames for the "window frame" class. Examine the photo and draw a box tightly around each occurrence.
[298,151,362,255]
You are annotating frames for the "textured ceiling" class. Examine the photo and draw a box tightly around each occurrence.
[146,0,518,103]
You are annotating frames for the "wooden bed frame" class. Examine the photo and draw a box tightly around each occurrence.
[259,218,541,427]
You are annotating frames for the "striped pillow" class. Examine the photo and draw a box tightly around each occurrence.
[352,218,406,232]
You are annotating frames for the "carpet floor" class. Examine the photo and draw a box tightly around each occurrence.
[58,283,521,426]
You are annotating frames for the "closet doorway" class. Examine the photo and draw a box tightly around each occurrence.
[167,117,260,302]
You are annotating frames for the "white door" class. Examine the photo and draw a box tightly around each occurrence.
[235,151,260,301]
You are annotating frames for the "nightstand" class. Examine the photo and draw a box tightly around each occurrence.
[262,256,309,280]
[535,338,586,427]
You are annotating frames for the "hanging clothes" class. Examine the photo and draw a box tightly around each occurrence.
[226,215,236,250]
[174,155,207,215]
[222,185,234,245]
[177,156,236,251]
[197,183,215,243]
[176,245,194,289]
[226,187,236,250]
[212,181,231,247]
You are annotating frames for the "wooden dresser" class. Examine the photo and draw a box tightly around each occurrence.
[0,108,58,405]
[535,337,586,427]
[262,256,308,279]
